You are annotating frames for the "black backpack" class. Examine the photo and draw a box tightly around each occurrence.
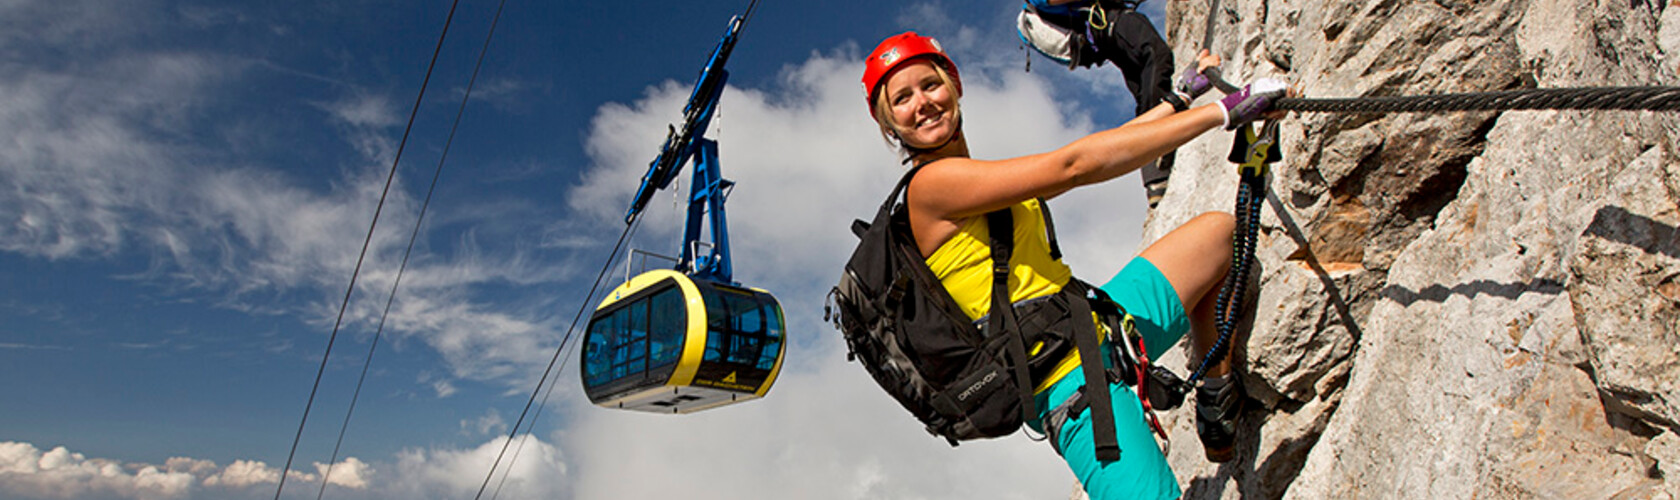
[828,165,1122,460]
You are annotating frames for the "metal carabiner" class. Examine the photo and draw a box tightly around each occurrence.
[1228,119,1282,178]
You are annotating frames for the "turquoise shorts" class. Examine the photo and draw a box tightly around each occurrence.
[1033,256,1189,500]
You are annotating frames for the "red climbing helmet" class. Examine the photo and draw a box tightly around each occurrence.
[861,32,963,117]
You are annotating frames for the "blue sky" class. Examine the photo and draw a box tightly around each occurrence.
[1,0,1167,498]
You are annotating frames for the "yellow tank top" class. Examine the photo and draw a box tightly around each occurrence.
[924,199,1083,394]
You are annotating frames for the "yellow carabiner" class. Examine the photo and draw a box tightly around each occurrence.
[1232,121,1280,178]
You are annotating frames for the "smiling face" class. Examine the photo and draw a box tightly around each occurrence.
[874,59,961,151]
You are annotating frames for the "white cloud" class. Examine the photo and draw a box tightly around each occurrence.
[386,437,566,500]
[461,78,540,112]
[568,48,1143,290]
[2,3,1163,497]
[551,350,1079,500]
[462,409,507,437]
[318,93,402,128]
[199,459,277,488]
[545,40,1150,500]
[0,5,573,390]
[433,379,460,398]
[313,457,371,489]
[0,441,393,500]
[0,54,213,260]
[0,0,157,53]
[0,0,1141,404]
[0,442,194,500]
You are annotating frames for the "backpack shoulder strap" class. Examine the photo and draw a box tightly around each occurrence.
[879,165,925,216]
[985,209,1039,431]
[853,165,926,239]
[992,200,1119,461]
[1036,197,1063,261]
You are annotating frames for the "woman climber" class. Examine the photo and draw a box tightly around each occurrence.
[859,32,1287,498]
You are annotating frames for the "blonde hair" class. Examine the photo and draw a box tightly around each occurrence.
[872,61,961,158]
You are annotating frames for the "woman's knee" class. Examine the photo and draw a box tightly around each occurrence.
[1167,212,1235,262]
[1191,212,1235,257]
[1139,211,1235,307]
[1189,211,1235,238]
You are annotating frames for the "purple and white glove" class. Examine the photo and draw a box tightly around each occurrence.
[1218,78,1288,130]
[1174,62,1214,102]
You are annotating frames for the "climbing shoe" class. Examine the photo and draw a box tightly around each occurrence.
[1195,372,1242,463]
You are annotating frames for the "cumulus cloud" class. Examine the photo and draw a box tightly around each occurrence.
[0,442,195,500]
[386,437,566,500]
[0,0,1145,398]
[544,35,1150,500]
[198,459,277,488]
[0,442,391,500]
[3,1,1164,498]
[313,457,371,489]
[568,51,1143,291]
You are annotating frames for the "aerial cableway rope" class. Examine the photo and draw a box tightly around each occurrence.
[273,1,462,499]
[311,0,513,498]
[482,2,767,496]
[484,217,639,500]
[473,218,644,500]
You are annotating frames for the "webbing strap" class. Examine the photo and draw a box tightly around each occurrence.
[988,208,1120,462]
[878,165,926,218]
[1036,197,1063,260]
[986,210,1039,430]
[1065,281,1121,461]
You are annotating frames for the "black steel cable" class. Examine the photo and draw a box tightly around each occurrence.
[485,216,644,500]
[472,216,642,500]
[1200,0,1218,52]
[483,3,765,494]
[312,0,510,498]
[1276,86,1680,113]
[1174,84,1680,388]
[1177,3,1678,393]
[486,336,565,500]
[273,2,461,498]
[485,222,635,500]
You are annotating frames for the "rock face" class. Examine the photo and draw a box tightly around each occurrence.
[1144,0,1680,498]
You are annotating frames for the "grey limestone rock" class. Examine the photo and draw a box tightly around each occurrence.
[1148,0,1680,497]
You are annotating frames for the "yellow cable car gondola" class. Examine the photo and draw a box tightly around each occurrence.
[581,269,785,413]
[580,3,783,414]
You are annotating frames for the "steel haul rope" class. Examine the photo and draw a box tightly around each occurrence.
[312,0,512,498]
[272,2,462,499]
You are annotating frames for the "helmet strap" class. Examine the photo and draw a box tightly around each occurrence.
[900,113,964,164]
